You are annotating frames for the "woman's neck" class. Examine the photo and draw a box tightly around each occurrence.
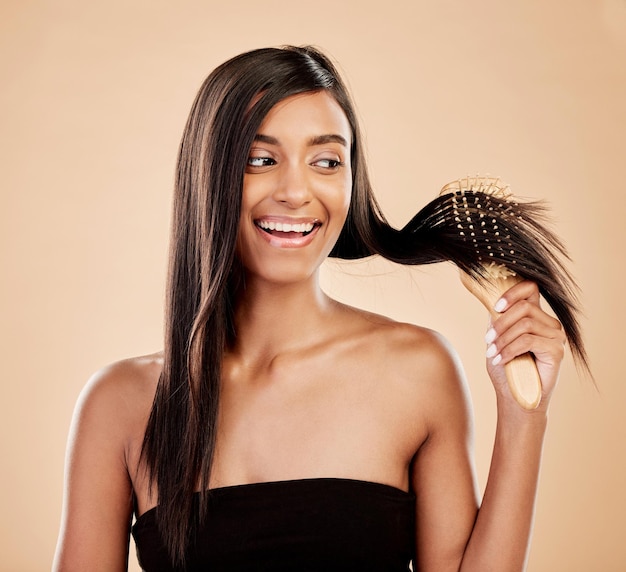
[230,272,335,364]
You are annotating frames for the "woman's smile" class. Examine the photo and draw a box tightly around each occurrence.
[254,216,321,248]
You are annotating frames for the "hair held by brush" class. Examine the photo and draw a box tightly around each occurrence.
[332,174,590,375]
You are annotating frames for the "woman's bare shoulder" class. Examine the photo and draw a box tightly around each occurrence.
[73,352,162,439]
[86,352,162,390]
[338,302,462,371]
[336,303,470,410]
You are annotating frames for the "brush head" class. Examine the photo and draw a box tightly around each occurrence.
[429,175,590,378]
[437,176,534,277]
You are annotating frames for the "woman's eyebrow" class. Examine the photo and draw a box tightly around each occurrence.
[252,133,349,147]
[308,134,349,147]
[253,134,279,145]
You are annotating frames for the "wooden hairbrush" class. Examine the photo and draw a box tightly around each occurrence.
[439,176,542,409]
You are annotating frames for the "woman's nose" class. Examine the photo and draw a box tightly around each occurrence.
[272,164,313,208]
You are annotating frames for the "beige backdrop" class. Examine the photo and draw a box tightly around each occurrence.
[2,0,625,570]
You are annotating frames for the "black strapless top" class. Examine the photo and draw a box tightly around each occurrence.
[132,477,416,571]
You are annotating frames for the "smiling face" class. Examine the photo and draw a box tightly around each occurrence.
[236,91,353,285]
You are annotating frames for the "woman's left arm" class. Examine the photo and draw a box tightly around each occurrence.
[412,280,565,572]
[460,279,565,571]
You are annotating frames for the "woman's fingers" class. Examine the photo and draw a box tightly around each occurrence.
[491,329,565,368]
[486,280,565,397]
[493,279,541,312]
[488,304,564,354]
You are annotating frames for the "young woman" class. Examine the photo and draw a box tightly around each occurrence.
[54,46,571,571]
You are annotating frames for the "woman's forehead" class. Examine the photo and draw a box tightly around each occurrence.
[254,92,352,144]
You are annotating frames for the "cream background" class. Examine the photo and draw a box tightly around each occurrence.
[1,0,625,570]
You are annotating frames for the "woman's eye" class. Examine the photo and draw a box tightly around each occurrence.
[313,158,344,170]
[247,156,276,168]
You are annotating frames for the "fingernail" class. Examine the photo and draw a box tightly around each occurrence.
[485,327,497,344]
[494,298,507,313]
[492,354,502,366]
[486,343,498,358]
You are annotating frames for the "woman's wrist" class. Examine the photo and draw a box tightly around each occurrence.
[494,388,550,432]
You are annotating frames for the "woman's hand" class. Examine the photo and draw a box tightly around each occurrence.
[484,280,566,408]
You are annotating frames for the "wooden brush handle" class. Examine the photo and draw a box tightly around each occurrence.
[460,271,542,410]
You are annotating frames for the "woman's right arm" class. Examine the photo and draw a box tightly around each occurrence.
[53,364,136,571]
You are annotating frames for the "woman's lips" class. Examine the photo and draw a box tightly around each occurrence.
[253,217,321,248]
[256,220,316,234]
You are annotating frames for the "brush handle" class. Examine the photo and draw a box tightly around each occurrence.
[460,271,542,410]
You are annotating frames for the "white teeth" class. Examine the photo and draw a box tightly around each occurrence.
[257,220,316,233]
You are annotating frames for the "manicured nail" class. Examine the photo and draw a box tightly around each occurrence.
[494,298,508,313]
[492,354,502,366]
[485,328,497,344]
[486,343,498,358]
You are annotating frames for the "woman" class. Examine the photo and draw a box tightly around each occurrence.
[54,46,571,571]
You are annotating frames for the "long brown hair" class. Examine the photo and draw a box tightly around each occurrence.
[141,45,385,565]
[142,45,589,565]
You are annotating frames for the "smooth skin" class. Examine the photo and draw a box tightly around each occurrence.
[54,92,565,571]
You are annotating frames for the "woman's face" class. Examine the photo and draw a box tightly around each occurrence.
[236,90,352,285]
